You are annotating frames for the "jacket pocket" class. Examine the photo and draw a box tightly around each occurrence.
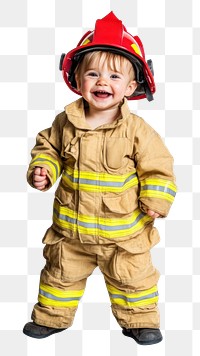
[103,137,132,173]
[42,227,64,279]
[116,226,160,254]
[114,241,160,286]
[103,189,138,215]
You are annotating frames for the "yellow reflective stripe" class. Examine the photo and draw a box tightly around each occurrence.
[38,283,84,308]
[40,283,84,298]
[62,176,137,193]
[140,178,177,203]
[30,154,61,183]
[65,167,137,182]
[76,217,151,238]
[62,168,138,193]
[107,284,159,307]
[109,296,158,307]
[53,200,152,238]
[107,284,158,298]
[38,295,79,307]
[54,200,149,226]
[140,190,174,203]
[140,179,177,191]
[38,295,77,307]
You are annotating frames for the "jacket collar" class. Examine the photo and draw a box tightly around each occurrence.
[64,97,131,130]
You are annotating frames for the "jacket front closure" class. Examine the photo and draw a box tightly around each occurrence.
[55,104,143,244]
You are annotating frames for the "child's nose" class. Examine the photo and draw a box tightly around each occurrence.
[96,75,108,85]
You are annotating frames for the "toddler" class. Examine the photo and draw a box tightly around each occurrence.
[23,12,176,345]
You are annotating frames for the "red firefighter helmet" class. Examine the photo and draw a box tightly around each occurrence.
[59,12,156,101]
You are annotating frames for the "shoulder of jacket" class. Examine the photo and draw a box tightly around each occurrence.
[53,110,72,130]
[54,110,67,123]
[128,112,152,131]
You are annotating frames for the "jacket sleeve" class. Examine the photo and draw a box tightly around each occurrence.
[134,120,177,217]
[27,115,64,191]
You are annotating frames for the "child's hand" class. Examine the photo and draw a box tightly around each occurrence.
[147,210,160,219]
[33,167,50,190]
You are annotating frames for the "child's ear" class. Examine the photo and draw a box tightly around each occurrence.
[75,74,81,92]
[125,80,138,97]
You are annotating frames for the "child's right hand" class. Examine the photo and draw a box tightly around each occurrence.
[33,167,50,190]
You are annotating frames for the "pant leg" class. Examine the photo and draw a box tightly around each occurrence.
[98,226,160,329]
[32,229,97,328]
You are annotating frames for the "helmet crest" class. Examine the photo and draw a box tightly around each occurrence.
[60,12,155,101]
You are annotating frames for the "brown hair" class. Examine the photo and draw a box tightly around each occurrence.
[75,51,135,82]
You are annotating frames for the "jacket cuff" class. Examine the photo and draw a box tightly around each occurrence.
[27,154,62,191]
[139,200,168,217]
[139,178,177,217]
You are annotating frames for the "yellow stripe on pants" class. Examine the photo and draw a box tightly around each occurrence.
[38,283,84,308]
[107,284,159,308]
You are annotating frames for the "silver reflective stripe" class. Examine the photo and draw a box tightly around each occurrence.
[109,291,159,302]
[63,171,137,187]
[141,184,176,197]
[39,289,81,302]
[53,208,146,232]
[54,208,76,225]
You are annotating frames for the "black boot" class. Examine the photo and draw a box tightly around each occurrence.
[122,327,163,345]
[23,322,66,339]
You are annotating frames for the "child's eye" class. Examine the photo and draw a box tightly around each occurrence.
[111,74,120,79]
[87,71,98,77]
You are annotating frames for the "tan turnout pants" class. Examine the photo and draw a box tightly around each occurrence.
[32,225,160,329]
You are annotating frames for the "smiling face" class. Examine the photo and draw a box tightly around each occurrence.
[75,51,137,113]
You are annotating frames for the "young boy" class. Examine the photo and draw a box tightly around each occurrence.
[23,12,176,345]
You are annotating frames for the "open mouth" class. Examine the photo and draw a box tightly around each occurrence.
[93,90,112,98]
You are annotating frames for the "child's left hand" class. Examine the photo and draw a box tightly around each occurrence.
[147,210,160,219]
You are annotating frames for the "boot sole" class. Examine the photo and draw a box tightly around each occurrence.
[122,328,163,346]
[23,326,66,339]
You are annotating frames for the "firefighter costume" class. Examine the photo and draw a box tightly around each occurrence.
[23,12,176,343]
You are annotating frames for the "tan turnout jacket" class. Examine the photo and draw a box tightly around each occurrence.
[27,98,176,245]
